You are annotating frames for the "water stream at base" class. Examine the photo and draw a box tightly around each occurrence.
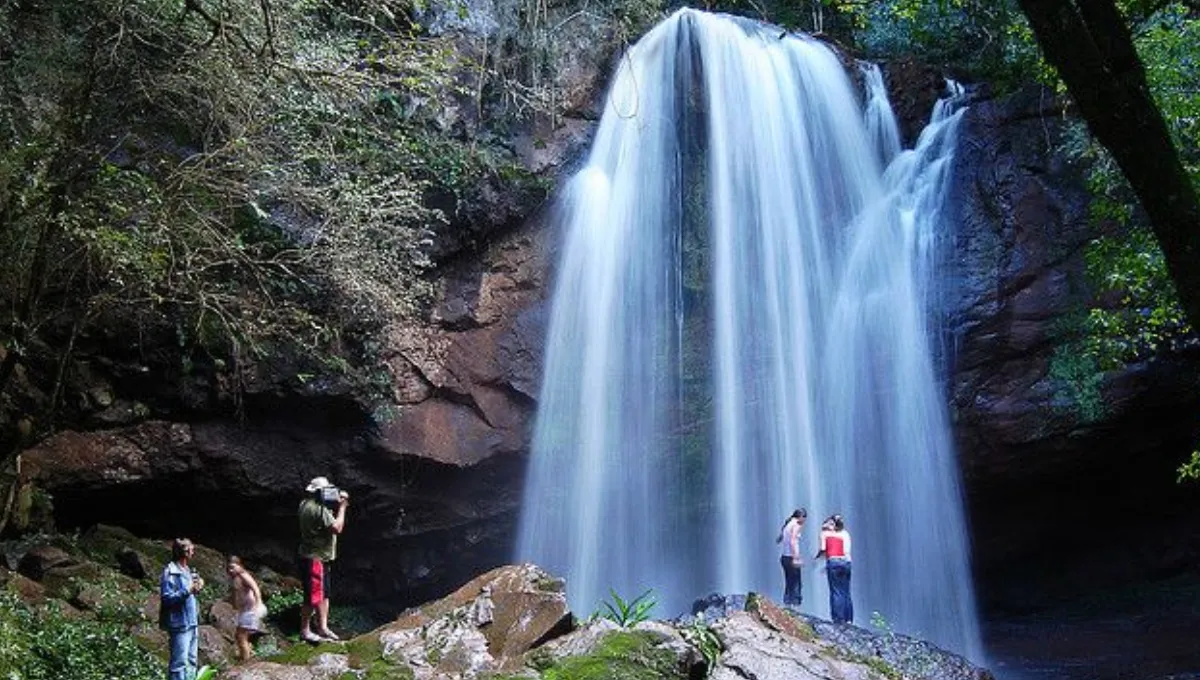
[516,8,982,660]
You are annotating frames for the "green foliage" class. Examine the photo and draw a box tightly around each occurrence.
[71,572,153,626]
[679,614,722,677]
[598,588,657,627]
[1048,338,1107,423]
[820,0,1046,88]
[1179,451,1200,483]
[266,588,305,618]
[1079,229,1190,368]
[0,593,164,680]
[1046,4,1198,414]
[0,0,549,434]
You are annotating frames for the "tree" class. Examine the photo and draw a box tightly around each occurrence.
[0,0,527,459]
[1014,0,1200,330]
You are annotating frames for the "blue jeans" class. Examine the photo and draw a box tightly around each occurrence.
[780,555,803,606]
[168,626,198,680]
[827,559,853,623]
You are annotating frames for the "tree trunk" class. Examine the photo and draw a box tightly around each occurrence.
[1016,0,1200,328]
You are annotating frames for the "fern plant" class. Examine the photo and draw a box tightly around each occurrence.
[680,614,722,676]
[598,588,657,627]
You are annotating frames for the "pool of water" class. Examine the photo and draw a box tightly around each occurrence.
[983,575,1200,679]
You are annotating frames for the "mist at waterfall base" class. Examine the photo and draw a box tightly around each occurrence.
[516,8,981,660]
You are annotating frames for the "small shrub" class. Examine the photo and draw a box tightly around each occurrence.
[267,588,304,614]
[3,596,165,680]
[597,588,657,627]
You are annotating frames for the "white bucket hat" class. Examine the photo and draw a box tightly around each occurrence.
[305,476,333,492]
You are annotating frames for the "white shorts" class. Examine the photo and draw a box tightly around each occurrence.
[236,605,266,631]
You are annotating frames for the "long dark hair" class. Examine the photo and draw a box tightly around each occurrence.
[775,507,807,542]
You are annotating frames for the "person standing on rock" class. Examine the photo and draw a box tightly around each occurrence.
[298,476,349,643]
[775,507,807,606]
[160,538,204,680]
[814,514,853,624]
[227,556,267,661]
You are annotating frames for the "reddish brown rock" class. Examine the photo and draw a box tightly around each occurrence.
[4,571,47,606]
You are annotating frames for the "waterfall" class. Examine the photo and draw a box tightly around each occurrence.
[516,8,981,660]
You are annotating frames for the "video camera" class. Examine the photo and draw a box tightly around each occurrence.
[317,485,347,507]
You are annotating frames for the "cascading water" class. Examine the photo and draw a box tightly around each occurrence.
[516,8,981,659]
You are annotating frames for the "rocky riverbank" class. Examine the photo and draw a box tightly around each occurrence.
[1,525,994,680]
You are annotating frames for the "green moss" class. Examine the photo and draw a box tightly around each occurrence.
[744,592,761,610]
[336,633,413,680]
[363,659,415,680]
[828,649,900,680]
[534,576,567,593]
[344,634,384,668]
[539,630,686,680]
[266,641,342,665]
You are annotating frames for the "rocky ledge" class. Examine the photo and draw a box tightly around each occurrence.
[1,524,993,680]
[226,566,992,680]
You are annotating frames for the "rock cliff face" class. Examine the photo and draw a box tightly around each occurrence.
[943,87,1200,609]
[12,25,1200,616]
[18,218,558,610]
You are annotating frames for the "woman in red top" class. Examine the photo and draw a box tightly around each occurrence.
[815,514,853,624]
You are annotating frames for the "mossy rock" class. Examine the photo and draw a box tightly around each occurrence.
[536,630,688,680]
[743,591,815,642]
[264,634,414,679]
[831,650,902,680]
[266,640,343,666]
[74,525,171,573]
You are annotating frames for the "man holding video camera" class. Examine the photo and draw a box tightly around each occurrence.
[298,476,349,642]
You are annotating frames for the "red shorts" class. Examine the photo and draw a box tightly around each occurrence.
[298,557,330,607]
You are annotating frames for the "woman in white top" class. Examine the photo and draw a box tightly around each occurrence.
[227,556,267,661]
[774,507,807,606]
[814,514,853,623]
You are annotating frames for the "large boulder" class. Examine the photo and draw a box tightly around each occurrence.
[16,544,74,581]
[378,562,571,673]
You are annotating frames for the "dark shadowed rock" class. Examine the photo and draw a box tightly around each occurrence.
[116,547,149,580]
[882,58,948,148]
[691,592,748,620]
[17,544,73,581]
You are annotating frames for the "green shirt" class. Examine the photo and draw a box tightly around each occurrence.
[298,498,337,561]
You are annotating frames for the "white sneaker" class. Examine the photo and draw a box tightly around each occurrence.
[300,630,322,643]
[318,629,341,641]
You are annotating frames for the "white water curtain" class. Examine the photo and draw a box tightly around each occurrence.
[517,9,981,660]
